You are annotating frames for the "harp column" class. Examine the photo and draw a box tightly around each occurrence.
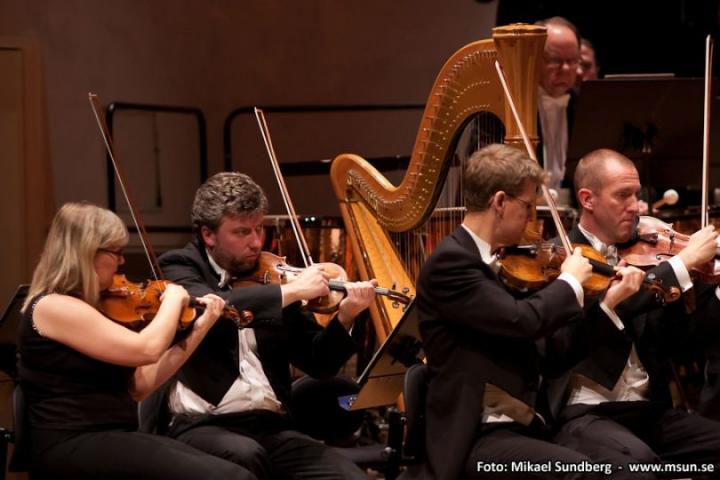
[493,24,546,151]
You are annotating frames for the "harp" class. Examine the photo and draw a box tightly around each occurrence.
[330,24,546,342]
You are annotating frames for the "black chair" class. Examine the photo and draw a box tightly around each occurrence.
[1,384,35,480]
[9,385,30,473]
[290,374,402,479]
[401,363,429,464]
[0,416,11,480]
[137,380,173,435]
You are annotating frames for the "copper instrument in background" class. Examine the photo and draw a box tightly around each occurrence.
[264,215,352,274]
[88,93,253,330]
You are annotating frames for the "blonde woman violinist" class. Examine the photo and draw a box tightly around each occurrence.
[17,202,257,479]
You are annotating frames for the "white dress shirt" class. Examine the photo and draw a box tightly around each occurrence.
[168,251,283,416]
[538,87,570,190]
[567,224,693,406]
[461,224,583,423]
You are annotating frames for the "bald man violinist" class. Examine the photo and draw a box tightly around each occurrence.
[546,148,720,477]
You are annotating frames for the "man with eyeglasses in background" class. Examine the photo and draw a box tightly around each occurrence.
[535,16,581,195]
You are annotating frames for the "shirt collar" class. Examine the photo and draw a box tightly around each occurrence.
[206,249,233,288]
[577,223,617,261]
[539,86,570,108]
[461,224,495,265]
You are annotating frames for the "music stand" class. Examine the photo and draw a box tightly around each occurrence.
[0,285,29,380]
[339,298,423,411]
[567,77,713,201]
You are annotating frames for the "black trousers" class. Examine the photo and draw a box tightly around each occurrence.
[169,411,367,480]
[31,428,257,480]
[554,402,720,479]
[465,422,603,479]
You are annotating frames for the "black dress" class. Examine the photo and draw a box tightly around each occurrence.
[17,294,256,480]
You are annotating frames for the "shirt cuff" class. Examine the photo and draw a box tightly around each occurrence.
[715,286,720,302]
[557,272,584,308]
[599,301,625,331]
[668,256,693,293]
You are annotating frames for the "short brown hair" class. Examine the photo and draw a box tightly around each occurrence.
[464,144,545,211]
[191,172,268,232]
[574,148,636,193]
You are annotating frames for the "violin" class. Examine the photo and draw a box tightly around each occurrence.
[499,242,680,303]
[251,108,412,315]
[619,216,720,284]
[100,274,254,331]
[232,251,412,314]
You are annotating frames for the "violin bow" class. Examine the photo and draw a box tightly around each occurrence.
[252,108,412,307]
[253,107,314,267]
[701,35,714,229]
[88,93,163,281]
[676,34,712,414]
[89,94,257,327]
[493,61,574,255]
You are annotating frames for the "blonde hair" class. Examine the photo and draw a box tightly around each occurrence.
[22,202,128,311]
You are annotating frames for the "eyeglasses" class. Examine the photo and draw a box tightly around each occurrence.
[544,56,580,70]
[507,194,535,214]
[98,248,125,260]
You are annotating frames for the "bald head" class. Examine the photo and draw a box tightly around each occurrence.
[574,149,637,193]
[574,149,641,244]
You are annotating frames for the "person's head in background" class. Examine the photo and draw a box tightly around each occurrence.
[578,38,600,82]
[536,16,581,98]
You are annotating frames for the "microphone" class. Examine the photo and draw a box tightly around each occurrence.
[652,189,679,212]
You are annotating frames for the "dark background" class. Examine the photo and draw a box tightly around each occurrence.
[497,0,720,77]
